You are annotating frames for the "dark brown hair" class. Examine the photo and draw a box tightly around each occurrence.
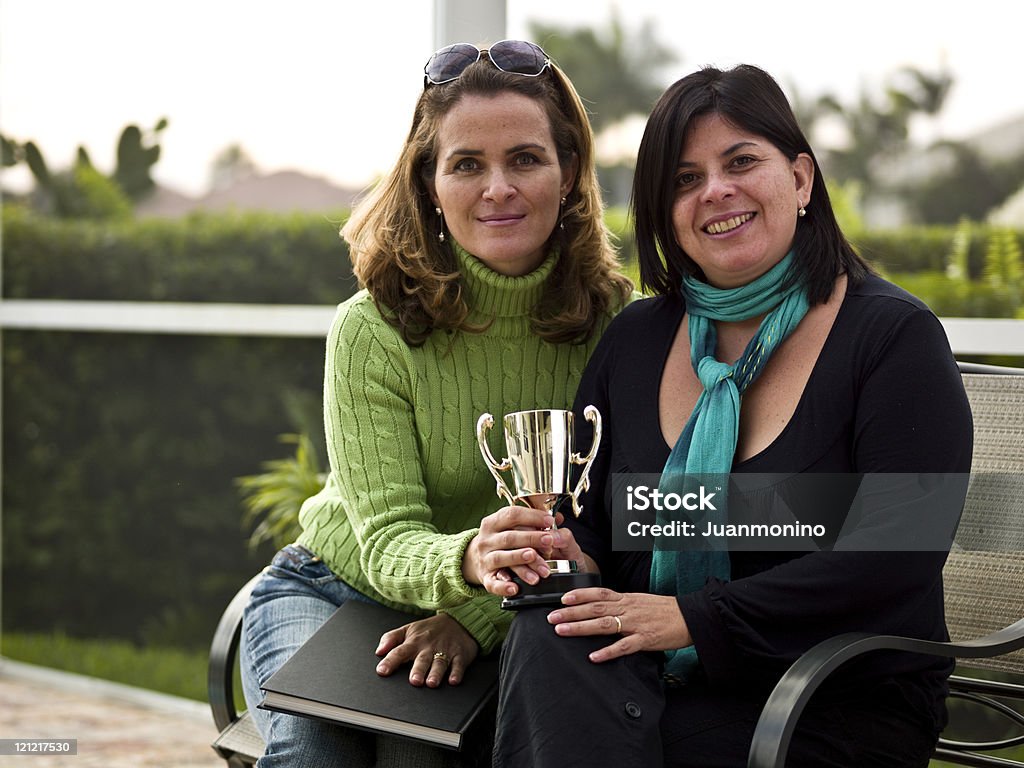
[631,64,869,304]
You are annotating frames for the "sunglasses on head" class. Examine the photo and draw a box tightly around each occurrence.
[424,39,551,86]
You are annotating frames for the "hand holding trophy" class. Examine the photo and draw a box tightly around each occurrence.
[477,406,603,609]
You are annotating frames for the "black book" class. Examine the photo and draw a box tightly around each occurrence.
[259,599,499,751]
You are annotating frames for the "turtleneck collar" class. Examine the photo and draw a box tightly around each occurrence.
[453,240,558,320]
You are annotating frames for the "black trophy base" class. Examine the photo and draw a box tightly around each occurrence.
[500,570,601,610]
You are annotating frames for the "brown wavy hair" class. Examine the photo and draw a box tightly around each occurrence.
[342,54,632,346]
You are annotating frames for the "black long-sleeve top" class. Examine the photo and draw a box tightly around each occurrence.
[566,273,974,731]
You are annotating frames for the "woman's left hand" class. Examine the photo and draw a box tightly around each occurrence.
[375,613,479,688]
[546,587,692,663]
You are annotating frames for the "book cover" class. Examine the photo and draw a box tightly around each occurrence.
[259,599,499,750]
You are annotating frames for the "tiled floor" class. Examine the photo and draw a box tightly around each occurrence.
[0,659,224,768]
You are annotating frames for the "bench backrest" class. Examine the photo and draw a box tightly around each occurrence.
[943,372,1024,675]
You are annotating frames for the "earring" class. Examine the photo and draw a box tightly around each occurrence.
[559,197,567,231]
[436,206,446,242]
[798,206,807,218]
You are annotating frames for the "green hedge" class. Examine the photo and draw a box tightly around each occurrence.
[852,227,1022,279]
[6,205,1020,299]
[3,330,326,648]
[2,205,357,303]
[2,207,355,648]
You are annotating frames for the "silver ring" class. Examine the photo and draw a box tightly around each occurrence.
[433,651,450,664]
[613,615,622,634]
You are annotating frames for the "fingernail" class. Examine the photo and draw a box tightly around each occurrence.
[540,534,553,547]
[548,611,561,623]
[562,592,576,604]
[376,663,386,674]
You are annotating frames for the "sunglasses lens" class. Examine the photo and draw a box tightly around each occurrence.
[488,40,548,76]
[425,43,480,84]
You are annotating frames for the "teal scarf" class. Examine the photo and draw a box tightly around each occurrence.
[652,251,810,681]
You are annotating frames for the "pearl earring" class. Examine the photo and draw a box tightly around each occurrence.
[436,206,446,242]
[798,206,807,218]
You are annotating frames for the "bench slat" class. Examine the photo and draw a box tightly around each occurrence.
[211,711,262,764]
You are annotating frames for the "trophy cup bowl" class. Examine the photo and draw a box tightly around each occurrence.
[477,406,603,609]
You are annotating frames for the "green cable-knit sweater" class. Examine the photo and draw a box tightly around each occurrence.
[297,244,624,653]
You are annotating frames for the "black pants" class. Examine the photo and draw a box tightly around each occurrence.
[493,609,937,768]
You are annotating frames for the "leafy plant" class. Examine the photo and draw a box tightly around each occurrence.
[982,226,1024,318]
[946,218,972,282]
[889,222,1024,319]
[826,179,865,235]
[1,118,167,218]
[237,433,327,551]
[983,227,1024,289]
[112,119,168,201]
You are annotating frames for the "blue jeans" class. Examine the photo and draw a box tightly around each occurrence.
[240,544,470,768]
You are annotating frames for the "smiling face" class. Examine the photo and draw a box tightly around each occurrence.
[429,92,576,277]
[671,113,814,288]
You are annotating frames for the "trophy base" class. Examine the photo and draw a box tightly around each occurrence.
[500,570,601,610]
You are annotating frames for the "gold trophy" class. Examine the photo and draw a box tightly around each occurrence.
[477,406,603,609]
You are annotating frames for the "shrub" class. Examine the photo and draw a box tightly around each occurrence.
[2,205,357,303]
[2,207,356,648]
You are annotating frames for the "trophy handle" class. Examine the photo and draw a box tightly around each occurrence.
[476,413,516,506]
[568,405,602,517]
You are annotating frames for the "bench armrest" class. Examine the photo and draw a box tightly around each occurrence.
[747,618,1024,768]
[208,573,264,732]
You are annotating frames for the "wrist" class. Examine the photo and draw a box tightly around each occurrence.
[461,535,482,586]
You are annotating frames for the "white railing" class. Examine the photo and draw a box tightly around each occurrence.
[1,300,1022,355]
[0,299,336,337]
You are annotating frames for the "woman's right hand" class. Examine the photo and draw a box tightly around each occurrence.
[461,505,589,597]
[376,613,478,688]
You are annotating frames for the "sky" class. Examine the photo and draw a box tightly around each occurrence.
[2,0,1023,198]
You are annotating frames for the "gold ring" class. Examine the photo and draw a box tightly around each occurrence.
[433,651,450,664]
[614,615,622,634]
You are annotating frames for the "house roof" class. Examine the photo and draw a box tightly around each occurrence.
[136,170,362,218]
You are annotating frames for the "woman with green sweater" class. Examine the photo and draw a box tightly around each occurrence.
[239,40,632,767]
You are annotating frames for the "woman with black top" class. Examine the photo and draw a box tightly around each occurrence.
[486,64,973,767]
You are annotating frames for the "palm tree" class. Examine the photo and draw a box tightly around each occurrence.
[817,65,954,193]
[527,12,677,133]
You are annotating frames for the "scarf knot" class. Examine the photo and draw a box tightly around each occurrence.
[696,356,733,388]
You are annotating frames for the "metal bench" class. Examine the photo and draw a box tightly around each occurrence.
[209,362,1024,767]
[208,574,263,767]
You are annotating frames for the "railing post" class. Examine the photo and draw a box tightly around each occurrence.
[434,0,506,48]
